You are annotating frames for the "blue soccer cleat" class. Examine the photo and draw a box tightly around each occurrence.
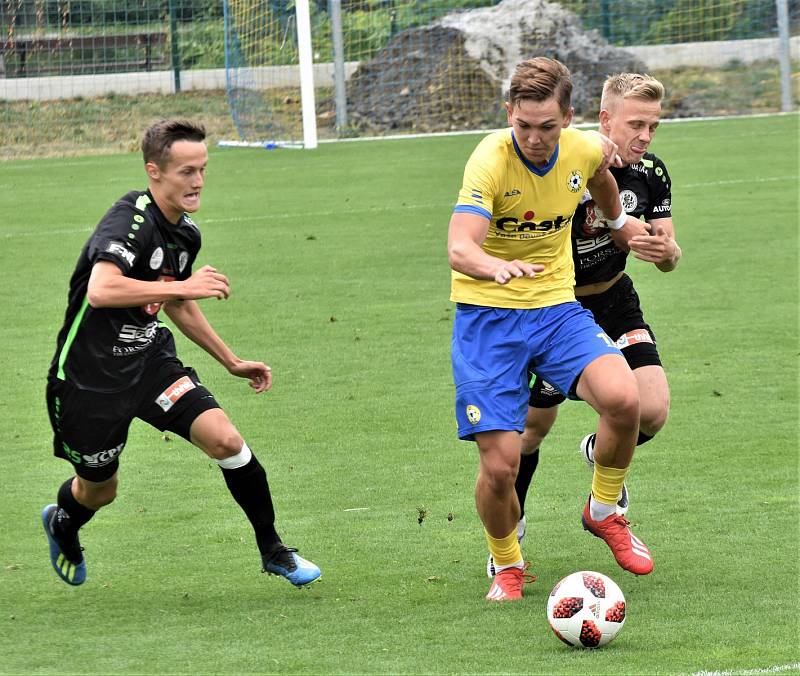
[262,545,320,588]
[41,504,86,586]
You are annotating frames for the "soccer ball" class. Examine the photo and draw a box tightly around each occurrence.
[546,571,626,648]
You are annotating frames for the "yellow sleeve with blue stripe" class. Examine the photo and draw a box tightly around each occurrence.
[453,132,506,222]
[451,128,603,309]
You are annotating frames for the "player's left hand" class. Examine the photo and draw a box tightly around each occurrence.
[597,134,624,173]
[229,360,273,393]
[628,224,676,264]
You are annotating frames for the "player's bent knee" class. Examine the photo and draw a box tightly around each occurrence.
[206,432,246,461]
[75,475,118,509]
[640,407,669,437]
[481,462,518,495]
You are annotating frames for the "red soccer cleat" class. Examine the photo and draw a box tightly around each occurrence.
[485,565,536,601]
[582,497,654,575]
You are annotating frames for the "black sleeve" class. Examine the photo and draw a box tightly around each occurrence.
[645,158,672,220]
[88,201,154,275]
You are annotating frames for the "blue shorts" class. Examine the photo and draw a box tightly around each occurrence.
[451,302,621,440]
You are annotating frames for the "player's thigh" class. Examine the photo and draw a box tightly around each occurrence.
[46,377,131,482]
[524,404,559,439]
[451,304,530,441]
[634,364,670,428]
[575,353,638,417]
[188,408,244,460]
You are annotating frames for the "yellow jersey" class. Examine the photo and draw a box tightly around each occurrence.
[450,126,603,309]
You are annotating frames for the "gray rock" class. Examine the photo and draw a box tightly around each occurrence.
[345,0,648,133]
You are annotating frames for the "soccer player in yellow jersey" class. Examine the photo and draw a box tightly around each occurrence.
[448,58,653,602]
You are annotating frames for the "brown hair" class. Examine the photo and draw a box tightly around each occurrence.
[508,57,572,115]
[142,119,206,167]
[601,73,665,112]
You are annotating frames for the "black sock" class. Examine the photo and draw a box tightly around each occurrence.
[53,478,95,539]
[220,454,281,557]
[515,449,540,517]
[637,431,654,446]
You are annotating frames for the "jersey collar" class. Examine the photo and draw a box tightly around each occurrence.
[511,131,559,176]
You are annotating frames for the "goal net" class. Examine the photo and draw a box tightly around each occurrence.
[223,0,305,146]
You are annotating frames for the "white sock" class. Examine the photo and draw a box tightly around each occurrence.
[495,560,524,573]
[590,494,616,521]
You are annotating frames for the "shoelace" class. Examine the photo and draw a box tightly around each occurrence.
[522,561,537,584]
[497,564,537,595]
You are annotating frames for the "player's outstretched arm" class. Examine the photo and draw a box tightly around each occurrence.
[164,299,272,393]
[87,261,229,308]
[628,218,682,272]
[448,212,544,285]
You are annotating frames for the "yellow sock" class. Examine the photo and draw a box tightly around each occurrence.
[592,462,629,504]
[484,527,522,568]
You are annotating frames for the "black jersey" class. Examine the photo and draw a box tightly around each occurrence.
[572,153,672,286]
[49,190,201,393]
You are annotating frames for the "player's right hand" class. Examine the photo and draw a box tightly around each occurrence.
[596,133,623,173]
[494,260,545,285]
[182,265,230,300]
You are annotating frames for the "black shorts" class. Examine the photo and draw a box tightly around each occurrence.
[46,357,220,482]
[529,274,661,408]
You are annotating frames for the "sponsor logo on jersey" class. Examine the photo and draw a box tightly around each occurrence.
[616,329,654,349]
[494,213,571,237]
[567,170,584,193]
[651,198,671,214]
[466,404,481,425]
[630,163,648,174]
[576,233,613,254]
[620,190,638,213]
[106,241,136,267]
[504,189,521,197]
[149,247,164,270]
[117,321,159,344]
[81,442,125,467]
[155,375,196,412]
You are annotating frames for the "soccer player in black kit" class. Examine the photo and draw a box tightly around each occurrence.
[487,74,683,577]
[42,119,320,588]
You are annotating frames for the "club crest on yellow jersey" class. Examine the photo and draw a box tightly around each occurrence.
[567,170,584,192]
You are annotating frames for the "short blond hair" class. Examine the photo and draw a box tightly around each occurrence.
[601,73,665,113]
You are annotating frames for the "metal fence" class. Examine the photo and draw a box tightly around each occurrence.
[0,0,797,157]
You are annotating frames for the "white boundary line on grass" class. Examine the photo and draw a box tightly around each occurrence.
[690,663,800,676]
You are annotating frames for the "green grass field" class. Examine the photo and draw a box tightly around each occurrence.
[0,114,798,675]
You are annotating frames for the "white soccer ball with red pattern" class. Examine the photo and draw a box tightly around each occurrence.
[546,571,626,648]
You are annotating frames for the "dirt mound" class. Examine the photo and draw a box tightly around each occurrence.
[346,0,646,133]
